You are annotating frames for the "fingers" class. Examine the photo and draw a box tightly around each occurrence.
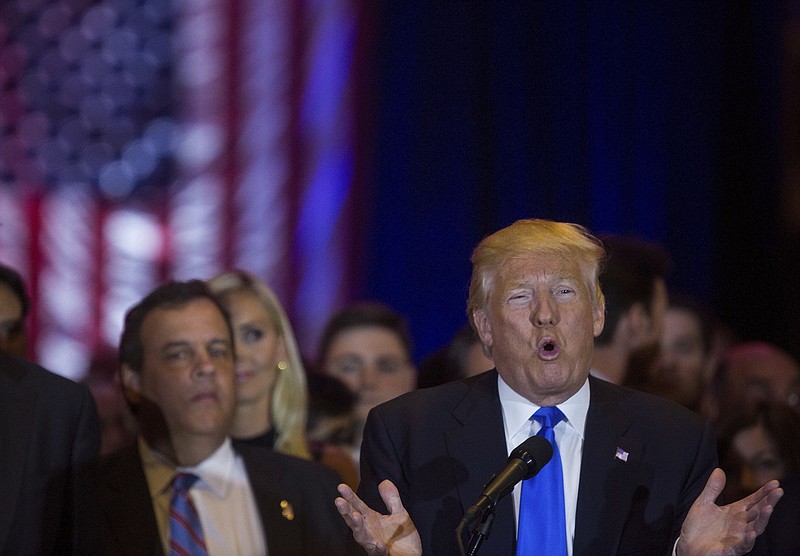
[766,486,784,508]
[750,486,783,535]
[337,483,356,503]
[334,494,353,516]
[378,479,405,515]
[699,467,727,504]
[338,483,372,515]
[742,480,782,509]
[335,493,386,554]
[336,497,362,525]
[750,502,774,536]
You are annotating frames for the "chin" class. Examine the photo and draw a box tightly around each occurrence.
[191,419,230,436]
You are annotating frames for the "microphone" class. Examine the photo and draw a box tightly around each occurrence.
[461,435,553,527]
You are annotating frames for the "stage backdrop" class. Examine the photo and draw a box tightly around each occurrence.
[0,0,368,377]
[358,0,800,363]
[1,1,799,377]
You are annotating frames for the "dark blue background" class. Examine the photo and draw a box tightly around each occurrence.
[355,1,799,363]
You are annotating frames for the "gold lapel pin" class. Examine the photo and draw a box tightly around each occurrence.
[280,500,295,521]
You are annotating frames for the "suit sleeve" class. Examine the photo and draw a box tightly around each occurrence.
[672,420,718,549]
[357,406,407,515]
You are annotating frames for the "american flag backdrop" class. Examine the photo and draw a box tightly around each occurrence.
[0,0,367,379]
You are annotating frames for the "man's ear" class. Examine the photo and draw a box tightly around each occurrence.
[593,300,606,338]
[473,309,493,353]
[120,364,142,405]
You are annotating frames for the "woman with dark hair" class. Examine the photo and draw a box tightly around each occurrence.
[716,402,800,554]
[717,402,800,502]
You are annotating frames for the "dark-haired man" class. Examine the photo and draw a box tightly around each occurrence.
[0,262,30,357]
[1,262,100,554]
[590,234,672,385]
[77,280,359,555]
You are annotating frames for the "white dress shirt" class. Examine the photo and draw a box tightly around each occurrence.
[139,436,267,556]
[499,376,590,556]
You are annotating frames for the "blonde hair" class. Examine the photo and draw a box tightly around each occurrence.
[467,219,606,331]
[208,270,311,460]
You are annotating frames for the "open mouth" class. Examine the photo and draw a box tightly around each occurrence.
[538,339,560,360]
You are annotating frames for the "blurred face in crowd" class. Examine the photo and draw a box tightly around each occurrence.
[324,326,416,422]
[725,347,800,413]
[731,423,785,495]
[473,251,605,407]
[220,289,285,408]
[122,298,236,450]
[0,282,26,357]
[650,306,714,410]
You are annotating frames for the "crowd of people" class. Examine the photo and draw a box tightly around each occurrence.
[1,217,798,554]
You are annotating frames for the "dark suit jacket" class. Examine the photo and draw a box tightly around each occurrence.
[0,351,100,555]
[358,372,717,556]
[76,440,361,555]
[749,473,800,555]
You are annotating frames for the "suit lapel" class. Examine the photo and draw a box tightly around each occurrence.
[445,371,516,554]
[102,445,164,556]
[574,377,641,555]
[240,447,305,555]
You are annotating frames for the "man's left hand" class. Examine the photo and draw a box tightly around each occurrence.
[677,467,783,556]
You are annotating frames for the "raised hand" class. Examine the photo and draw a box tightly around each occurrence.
[335,480,422,556]
[677,468,784,556]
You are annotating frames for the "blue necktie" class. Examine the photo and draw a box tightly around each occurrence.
[169,472,209,556]
[516,406,567,556]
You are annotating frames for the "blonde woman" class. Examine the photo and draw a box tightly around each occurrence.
[208,270,358,487]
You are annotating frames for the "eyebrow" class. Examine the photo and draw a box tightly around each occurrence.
[160,338,230,350]
[506,272,580,289]
[160,340,191,352]
[550,271,581,283]
[333,353,363,361]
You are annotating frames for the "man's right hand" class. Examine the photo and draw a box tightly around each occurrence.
[335,480,422,556]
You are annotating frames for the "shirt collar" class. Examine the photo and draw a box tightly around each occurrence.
[139,436,237,500]
[179,437,236,499]
[498,375,590,443]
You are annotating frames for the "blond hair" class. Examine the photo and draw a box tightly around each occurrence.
[467,219,606,331]
[208,271,311,460]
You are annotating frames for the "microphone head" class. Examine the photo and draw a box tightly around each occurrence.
[510,435,553,480]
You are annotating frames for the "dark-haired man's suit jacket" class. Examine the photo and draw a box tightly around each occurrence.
[77,441,361,556]
[358,372,717,556]
[0,350,100,555]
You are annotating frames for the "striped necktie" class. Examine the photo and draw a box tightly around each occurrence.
[516,406,567,555]
[169,472,209,556]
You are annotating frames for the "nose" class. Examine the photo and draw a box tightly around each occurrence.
[532,294,558,327]
[359,364,378,391]
[194,349,217,377]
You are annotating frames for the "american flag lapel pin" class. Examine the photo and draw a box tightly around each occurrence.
[614,446,629,462]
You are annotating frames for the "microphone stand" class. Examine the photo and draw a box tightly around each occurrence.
[463,507,496,556]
